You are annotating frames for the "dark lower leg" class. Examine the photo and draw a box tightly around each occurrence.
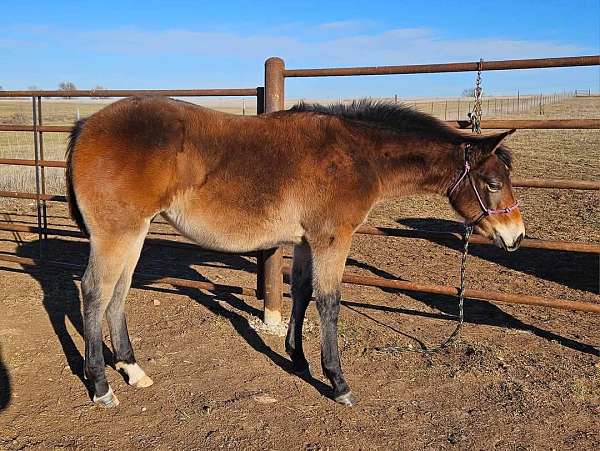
[106,272,135,365]
[82,275,110,398]
[285,279,311,373]
[105,243,152,388]
[285,245,313,373]
[316,290,351,399]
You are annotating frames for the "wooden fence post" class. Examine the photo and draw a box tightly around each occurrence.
[261,57,285,325]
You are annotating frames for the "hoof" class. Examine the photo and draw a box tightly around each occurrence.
[334,391,357,407]
[116,362,153,388]
[93,386,119,408]
[133,375,154,388]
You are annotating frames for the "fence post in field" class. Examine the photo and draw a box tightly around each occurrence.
[261,57,285,325]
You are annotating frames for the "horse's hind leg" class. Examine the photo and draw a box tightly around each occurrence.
[82,225,148,407]
[106,223,153,389]
[285,241,313,375]
[310,229,355,406]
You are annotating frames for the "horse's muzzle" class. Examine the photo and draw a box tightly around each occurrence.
[495,232,524,252]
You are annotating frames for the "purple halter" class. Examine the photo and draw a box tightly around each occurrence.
[447,145,519,226]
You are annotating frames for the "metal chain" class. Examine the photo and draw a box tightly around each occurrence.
[372,60,483,355]
[469,58,484,134]
[373,225,473,355]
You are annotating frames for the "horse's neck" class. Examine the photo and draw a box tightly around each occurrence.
[371,135,461,199]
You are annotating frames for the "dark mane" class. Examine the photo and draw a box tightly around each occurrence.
[289,98,512,168]
[289,98,462,142]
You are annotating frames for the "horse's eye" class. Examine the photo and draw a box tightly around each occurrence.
[487,182,502,192]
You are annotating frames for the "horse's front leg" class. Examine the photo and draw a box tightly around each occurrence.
[310,229,356,406]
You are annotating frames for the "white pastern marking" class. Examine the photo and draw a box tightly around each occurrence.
[116,362,147,386]
[93,385,119,407]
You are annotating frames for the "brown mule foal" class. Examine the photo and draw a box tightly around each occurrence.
[66,97,524,407]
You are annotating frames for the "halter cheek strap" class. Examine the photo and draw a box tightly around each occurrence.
[447,146,519,226]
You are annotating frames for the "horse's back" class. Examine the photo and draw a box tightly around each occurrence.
[69,97,196,233]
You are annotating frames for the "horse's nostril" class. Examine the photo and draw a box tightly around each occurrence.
[514,233,524,248]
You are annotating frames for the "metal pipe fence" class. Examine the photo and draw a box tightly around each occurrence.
[0,55,599,326]
[0,87,270,305]
[261,54,600,322]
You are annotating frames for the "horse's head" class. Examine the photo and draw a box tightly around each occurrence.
[448,129,525,252]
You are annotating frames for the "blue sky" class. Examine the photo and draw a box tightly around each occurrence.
[1,0,598,98]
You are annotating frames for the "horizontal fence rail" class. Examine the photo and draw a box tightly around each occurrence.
[0,88,260,98]
[450,119,600,129]
[284,55,600,77]
[2,121,600,135]
[281,266,600,314]
[356,225,600,253]
[0,158,67,167]
[2,221,598,254]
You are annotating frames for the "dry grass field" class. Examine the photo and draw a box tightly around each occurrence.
[0,95,598,449]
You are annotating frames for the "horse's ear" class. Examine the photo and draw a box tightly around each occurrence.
[465,129,515,162]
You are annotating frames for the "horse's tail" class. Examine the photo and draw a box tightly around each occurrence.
[65,119,89,237]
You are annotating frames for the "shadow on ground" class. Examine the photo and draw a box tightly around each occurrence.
[397,217,598,293]
[4,224,597,406]
[12,238,331,401]
[341,217,599,356]
[0,344,10,411]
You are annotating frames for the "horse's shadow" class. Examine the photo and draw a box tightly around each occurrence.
[0,344,10,411]
[10,218,598,405]
[342,217,599,356]
[397,217,598,293]
[14,238,331,399]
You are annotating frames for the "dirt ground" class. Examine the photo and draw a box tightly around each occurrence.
[0,97,598,450]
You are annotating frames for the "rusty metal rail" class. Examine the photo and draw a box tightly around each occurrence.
[450,119,600,129]
[356,225,600,253]
[1,220,598,258]
[0,158,66,168]
[2,119,600,134]
[0,125,71,132]
[281,266,599,314]
[284,55,600,77]
[0,88,259,98]
[0,191,67,202]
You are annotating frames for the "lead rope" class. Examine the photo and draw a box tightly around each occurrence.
[373,61,484,355]
[373,225,473,354]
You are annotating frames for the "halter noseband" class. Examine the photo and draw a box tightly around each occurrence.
[447,144,519,226]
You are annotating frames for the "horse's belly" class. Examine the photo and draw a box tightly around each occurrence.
[161,207,304,253]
